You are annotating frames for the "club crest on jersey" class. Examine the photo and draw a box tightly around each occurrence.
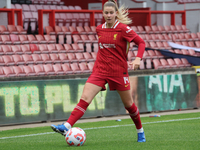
[126,26,132,33]
[113,34,117,40]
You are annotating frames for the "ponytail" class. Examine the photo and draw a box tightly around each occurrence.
[103,0,132,25]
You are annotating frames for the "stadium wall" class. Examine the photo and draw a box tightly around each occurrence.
[0,68,198,126]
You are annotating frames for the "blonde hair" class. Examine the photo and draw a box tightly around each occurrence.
[103,0,132,25]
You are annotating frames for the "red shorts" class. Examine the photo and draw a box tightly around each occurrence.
[86,74,130,91]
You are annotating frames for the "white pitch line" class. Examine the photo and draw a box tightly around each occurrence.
[0,117,200,140]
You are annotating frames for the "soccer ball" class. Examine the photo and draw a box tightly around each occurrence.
[65,127,86,146]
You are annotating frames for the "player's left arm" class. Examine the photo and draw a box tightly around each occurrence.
[121,25,145,70]
[130,35,145,70]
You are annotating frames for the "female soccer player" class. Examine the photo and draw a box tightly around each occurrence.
[51,0,146,142]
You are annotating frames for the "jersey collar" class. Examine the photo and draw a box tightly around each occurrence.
[102,20,120,29]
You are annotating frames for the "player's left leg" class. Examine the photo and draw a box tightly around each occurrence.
[117,90,146,142]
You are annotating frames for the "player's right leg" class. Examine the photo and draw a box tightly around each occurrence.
[51,82,102,136]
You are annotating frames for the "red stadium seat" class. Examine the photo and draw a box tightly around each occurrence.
[49,53,61,63]
[148,50,158,58]
[0,67,5,77]
[12,55,25,65]
[2,55,15,66]
[79,62,91,73]
[11,45,23,54]
[2,66,16,77]
[157,26,167,34]
[27,35,39,44]
[91,52,97,60]
[18,35,29,44]
[38,44,49,53]
[191,33,199,41]
[52,64,64,75]
[88,34,98,43]
[167,58,177,68]
[10,34,21,45]
[35,35,48,44]
[151,26,164,34]
[33,65,45,75]
[0,46,4,55]
[29,44,40,54]
[61,26,72,35]
[84,26,96,35]
[76,26,87,35]
[66,35,72,44]
[174,58,185,67]
[54,26,64,35]
[169,25,179,33]
[0,56,4,66]
[152,59,163,69]
[20,44,31,54]
[146,59,152,69]
[61,63,73,74]
[32,54,43,64]
[58,53,69,63]
[144,26,154,34]
[44,35,56,44]
[12,66,26,76]
[0,25,9,34]
[154,50,164,58]
[181,58,191,67]
[1,35,12,44]
[67,53,78,63]
[70,63,82,74]
[160,59,170,68]
[23,65,36,76]
[7,25,18,34]
[75,53,86,62]
[55,44,66,53]
[47,44,58,53]
[93,43,99,52]
[72,35,83,43]
[137,26,146,34]
[43,64,55,75]
[80,34,91,43]
[45,26,56,35]
[22,54,34,64]
[71,43,84,53]
[87,62,94,71]
[63,44,75,53]
[41,54,52,63]
[83,52,95,62]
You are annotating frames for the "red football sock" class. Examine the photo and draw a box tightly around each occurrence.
[125,103,142,129]
[67,99,89,127]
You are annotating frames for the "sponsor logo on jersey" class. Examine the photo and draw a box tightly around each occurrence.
[126,26,132,33]
[113,34,117,40]
[99,43,116,49]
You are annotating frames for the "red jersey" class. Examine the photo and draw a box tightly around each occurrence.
[92,20,142,77]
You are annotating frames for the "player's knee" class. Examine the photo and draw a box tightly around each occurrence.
[123,101,134,108]
[80,95,92,104]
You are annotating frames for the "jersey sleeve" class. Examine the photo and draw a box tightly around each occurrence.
[121,25,138,42]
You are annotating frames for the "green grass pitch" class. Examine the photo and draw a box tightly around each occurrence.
[0,112,200,150]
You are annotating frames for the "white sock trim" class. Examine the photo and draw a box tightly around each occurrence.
[137,127,144,133]
[64,122,72,130]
